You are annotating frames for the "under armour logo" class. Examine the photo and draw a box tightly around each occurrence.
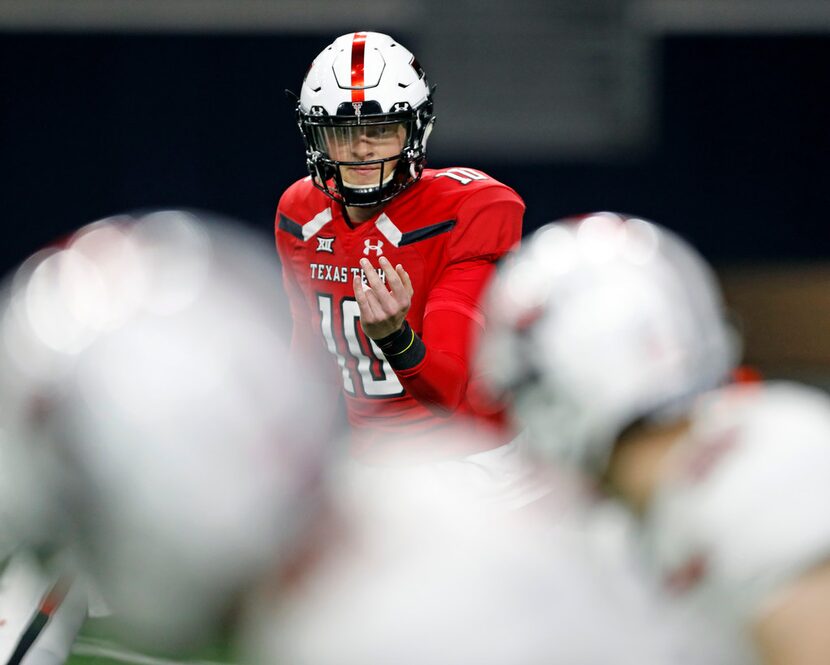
[316,236,335,253]
[363,239,384,256]
[352,101,363,118]
[392,102,409,112]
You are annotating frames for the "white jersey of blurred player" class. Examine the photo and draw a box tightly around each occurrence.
[0,211,333,658]
[341,423,552,513]
[241,438,683,665]
[647,381,830,664]
[476,212,830,665]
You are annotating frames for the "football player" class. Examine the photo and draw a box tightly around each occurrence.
[241,440,679,665]
[476,212,830,664]
[0,211,333,659]
[277,32,524,465]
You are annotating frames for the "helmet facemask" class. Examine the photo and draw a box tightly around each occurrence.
[298,100,434,207]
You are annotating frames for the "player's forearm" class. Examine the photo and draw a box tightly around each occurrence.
[376,322,467,414]
[398,351,468,414]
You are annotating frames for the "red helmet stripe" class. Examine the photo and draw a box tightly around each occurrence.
[350,32,366,102]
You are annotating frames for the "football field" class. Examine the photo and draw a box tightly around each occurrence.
[68,635,231,665]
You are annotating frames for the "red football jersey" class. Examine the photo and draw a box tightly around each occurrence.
[276,167,524,460]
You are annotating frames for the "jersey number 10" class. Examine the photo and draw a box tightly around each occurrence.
[317,294,405,398]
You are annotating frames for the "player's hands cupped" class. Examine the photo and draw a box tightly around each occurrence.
[354,256,414,339]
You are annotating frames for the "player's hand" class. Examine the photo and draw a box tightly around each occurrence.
[353,256,414,340]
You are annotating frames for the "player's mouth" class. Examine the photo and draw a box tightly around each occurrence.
[340,162,396,190]
[349,166,380,176]
[342,166,383,186]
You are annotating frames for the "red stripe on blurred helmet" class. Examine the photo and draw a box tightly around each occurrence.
[351,32,366,102]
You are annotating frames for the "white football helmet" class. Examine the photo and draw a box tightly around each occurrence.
[296,31,435,207]
[476,212,739,473]
[0,211,332,652]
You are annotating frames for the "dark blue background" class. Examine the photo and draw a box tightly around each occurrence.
[2,32,828,275]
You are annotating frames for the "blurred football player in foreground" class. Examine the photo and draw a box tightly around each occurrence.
[241,443,678,665]
[0,211,333,661]
[477,212,830,665]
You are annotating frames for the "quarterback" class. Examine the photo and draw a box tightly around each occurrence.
[276,32,524,461]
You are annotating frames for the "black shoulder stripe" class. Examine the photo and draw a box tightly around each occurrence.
[278,214,304,240]
[399,219,456,247]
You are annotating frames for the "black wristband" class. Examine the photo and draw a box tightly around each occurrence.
[376,321,412,353]
[375,321,426,371]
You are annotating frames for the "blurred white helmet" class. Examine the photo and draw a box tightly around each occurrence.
[296,31,435,207]
[0,211,332,652]
[476,212,739,473]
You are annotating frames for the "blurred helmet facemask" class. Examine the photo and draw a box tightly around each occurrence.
[295,32,435,208]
